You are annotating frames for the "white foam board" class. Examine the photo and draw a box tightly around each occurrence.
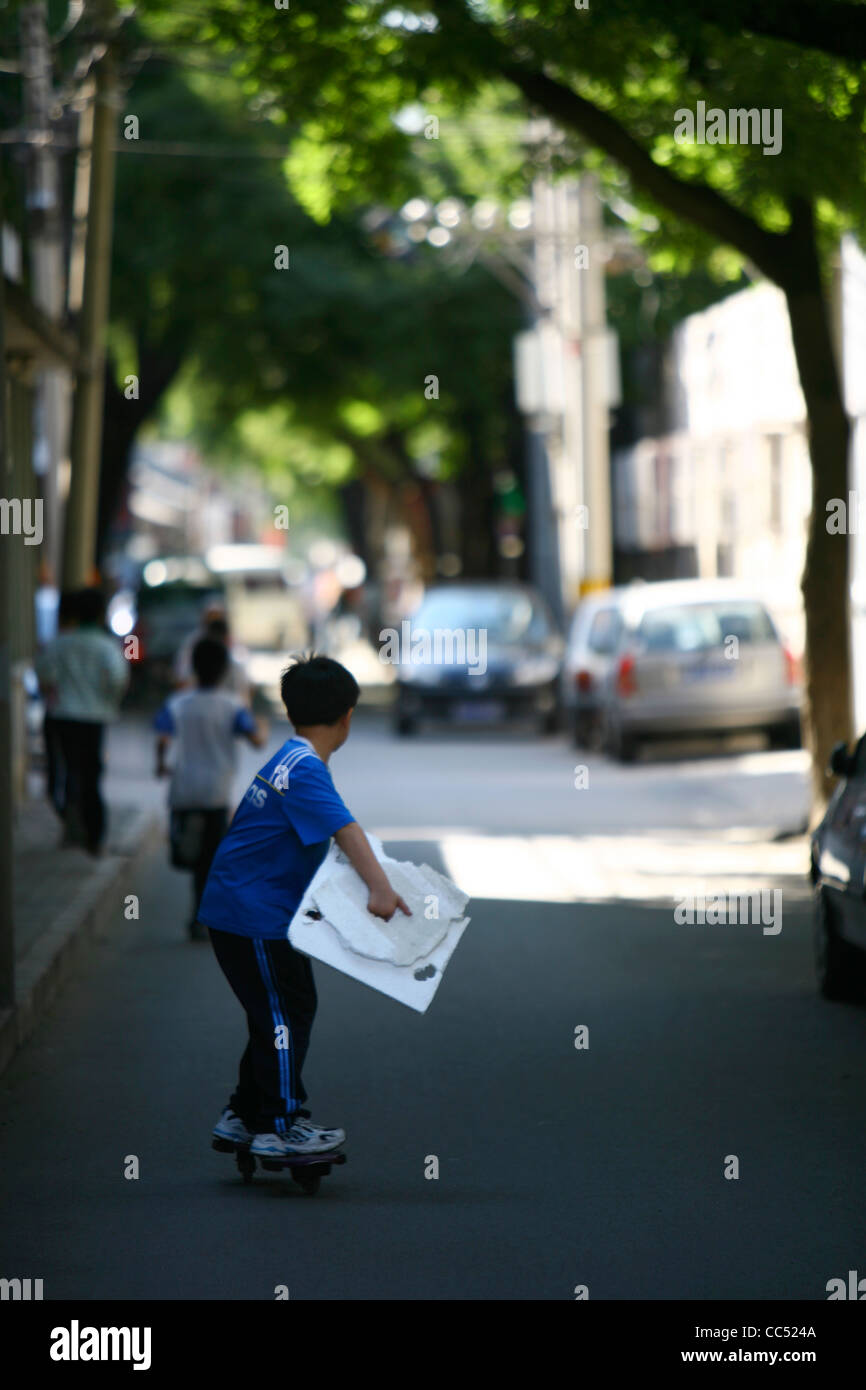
[288,837,470,1013]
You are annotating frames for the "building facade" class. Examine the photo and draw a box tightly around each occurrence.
[612,235,866,726]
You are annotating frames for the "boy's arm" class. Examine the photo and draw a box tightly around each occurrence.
[244,721,267,748]
[233,706,267,748]
[155,734,171,778]
[334,821,411,922]
[104,639,130,702]
[152,703,175,777]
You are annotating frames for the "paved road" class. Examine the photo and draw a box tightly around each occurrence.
[4,718,861,1301]
[105,706,812,836]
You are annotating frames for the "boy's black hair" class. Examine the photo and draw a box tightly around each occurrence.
[280,653,359,727]
[192,637,229,688]
[77,587,106,625]
[204,616,229,641]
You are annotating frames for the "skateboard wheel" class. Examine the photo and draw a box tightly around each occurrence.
[236,1150,256,1184]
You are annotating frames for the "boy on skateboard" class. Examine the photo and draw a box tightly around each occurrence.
[198,654,410,1158]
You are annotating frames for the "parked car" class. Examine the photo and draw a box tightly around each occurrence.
[563,579,802,758]
[561,591,625,749]
[810,735,866,1001]
[393,582,563,736]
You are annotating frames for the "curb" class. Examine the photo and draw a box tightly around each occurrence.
[0,807,164,1078]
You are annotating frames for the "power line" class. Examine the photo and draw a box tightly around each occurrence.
[0,132,295,158]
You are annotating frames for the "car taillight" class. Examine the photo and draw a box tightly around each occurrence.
[782,645,801,686]
[576,669,593,693]
[616,653,637,697]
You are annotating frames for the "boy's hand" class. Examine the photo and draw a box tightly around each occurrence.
[367,885,411,921]
[334,822,412,921]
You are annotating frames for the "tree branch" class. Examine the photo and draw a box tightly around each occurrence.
[685,0,866,65]
[500,61,798,288]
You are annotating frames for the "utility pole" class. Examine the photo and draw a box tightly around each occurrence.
[526,171,568,627]
[62,3,120,587]
[67,75,95,317]
[20,2,70,593]
[520,169,614,620]
[577,175,613,597]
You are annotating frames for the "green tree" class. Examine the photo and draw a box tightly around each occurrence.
[139,0,866,803]
[100,43,522,574]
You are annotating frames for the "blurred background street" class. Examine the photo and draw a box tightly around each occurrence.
[4,0,866,1306]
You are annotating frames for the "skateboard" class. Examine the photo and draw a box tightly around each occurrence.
[212,1137,346,1195]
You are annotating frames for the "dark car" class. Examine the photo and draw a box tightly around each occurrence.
[810,735,866,1000]
[128,557,225,693]
[392,582,563,736]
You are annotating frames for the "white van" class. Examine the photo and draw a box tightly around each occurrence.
[205,545,309,652]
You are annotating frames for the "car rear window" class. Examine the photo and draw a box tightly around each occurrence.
[587,609,622,655]
[637,602,777,654]
[412,590,552,643]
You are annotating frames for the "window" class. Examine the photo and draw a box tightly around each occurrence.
[587,609,622,655]
[637,602,776,654]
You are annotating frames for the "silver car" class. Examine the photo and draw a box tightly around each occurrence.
[562,579,802,759]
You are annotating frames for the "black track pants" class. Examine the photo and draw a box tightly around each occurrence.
[54,718,105,849]
[207,927,317,1134]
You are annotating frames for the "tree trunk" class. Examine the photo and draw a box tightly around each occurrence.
[96,345,184,560]
[400,477,437,585]
[338,477,368,567]
[455,408,496,578]
[782,202,852,811]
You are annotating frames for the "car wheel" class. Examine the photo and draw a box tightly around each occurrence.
[573,710,595,750]
[813,885,865,1002]
[539,705,560,736]
[606,715,638,763]
[767,715,802,750]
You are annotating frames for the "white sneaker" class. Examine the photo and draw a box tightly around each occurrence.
[212,1107,252,1145]
[251,1118,345,1157]
[291,1116,346,1147]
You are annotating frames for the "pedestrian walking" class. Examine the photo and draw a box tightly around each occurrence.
[173,604,250,702]
[40,588,81,821]
[154,638,265,940]
[35,587,129,855]
[199,654,410,1159]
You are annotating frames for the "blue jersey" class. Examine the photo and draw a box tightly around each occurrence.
[198,737,355,939]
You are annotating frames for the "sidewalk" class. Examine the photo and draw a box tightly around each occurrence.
[2,794,162,1075]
